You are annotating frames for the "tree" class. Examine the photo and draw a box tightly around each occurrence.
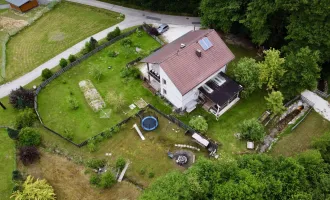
[11,175,55,200]
[59,58,68,68]
[15,108,37,129]
[107,27,121,41]
[259,48,285,90]
[18,127,41,147]
[280,47,320,97]
[312,133,330,164]
[238,118,265,141]
[233,57,260,97]
[116,157,126,171]
[89,37,98,51]
[265,91,286,116]
[41,68,53,81]
[189,116,208,133]
[98,171,116,189]
[68,54,76,63]
[7,128,19,140]
[19,146,40,165]
[9,87,34,109]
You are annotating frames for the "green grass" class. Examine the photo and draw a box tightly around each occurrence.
[270,111,330,157]
[0,0,7,4]
[177,89,267,157]
[0,129,16,200]
[5,1,122,81]
[37,30,167,143]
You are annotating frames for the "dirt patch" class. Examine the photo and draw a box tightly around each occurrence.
[79,80,106,112]
[0,16,28,31]
[18,152,141,200]
[48,31,66,42]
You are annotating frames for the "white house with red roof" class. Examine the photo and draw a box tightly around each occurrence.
[141,29,243,117]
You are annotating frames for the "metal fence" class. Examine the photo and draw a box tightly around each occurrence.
[314,89,330,99]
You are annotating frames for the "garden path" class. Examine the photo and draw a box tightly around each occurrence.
[301,90,330,121]
[0,0,201,98]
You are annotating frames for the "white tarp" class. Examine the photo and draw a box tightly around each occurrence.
[192,133,209,147]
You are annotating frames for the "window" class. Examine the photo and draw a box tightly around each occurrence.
[162,79,166,85]
[198,37,213,50]
[163,89,167,95]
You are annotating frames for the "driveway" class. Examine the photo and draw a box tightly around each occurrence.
[156,24,200,43]
[0,0,201,98]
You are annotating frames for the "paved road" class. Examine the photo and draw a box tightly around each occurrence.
[0,0,200,98]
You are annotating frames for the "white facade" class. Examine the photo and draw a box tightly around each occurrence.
[157,64,228,111]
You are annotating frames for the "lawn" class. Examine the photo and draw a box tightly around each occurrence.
[18,151,141,200]
[37,30,168,143]
[270,111,330,157]
[0,129,16,200]
[5,1,123,81]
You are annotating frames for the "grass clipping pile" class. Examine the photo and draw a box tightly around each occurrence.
[79,80,105,112]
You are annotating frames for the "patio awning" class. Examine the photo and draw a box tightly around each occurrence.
[199,72,243,107]
[192,133,209,147]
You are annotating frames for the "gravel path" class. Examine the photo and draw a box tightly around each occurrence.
[0,0,200,98]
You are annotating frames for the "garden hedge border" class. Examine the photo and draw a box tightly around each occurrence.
[33,23,167,147]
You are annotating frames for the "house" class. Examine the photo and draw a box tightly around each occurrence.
[6,0,39,12]
[141,29,243,117]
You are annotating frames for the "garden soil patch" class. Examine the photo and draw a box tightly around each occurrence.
[18,152,140,200]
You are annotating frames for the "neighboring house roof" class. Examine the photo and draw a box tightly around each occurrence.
[6,0,30,7]
[142,29,235,95]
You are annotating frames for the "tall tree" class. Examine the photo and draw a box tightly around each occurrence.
[259,48,285,90]
[11,175,56,200]
[280,47,320,97]
[233,57,260,97]
[265,91,286,116]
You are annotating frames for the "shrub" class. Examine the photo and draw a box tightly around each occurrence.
[189,116,208,133]
[59,58,68,68]
[121,38,133,47]
[139,168,146,175]
[120,67,140,79]
[99,172,116,189]
[238,118,265,142]
[89,37,98,51]
[63,128,74,141]
[15,108,37,129]
[9,87,34,109]
[148,172,155,178]
[7,128,19,140]
[68,54,76,63]
[148,27,159,36]
[19,127,41,147]
[12,170,22,181]
[89,174,101,185]
[108,51,118,58]
[66,96,79,110]
[18,146,40,165]
[41,68,53,81]
[107,27,121,41]
[90,67,103,82]
[112,126,120,133]
[136,28,143,37]
[87,140,97,152]
[103,129,113,138]
[116,157,126,170]
[86,158,107,169]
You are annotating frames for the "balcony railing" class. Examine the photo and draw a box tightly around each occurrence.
[148,70,160,82]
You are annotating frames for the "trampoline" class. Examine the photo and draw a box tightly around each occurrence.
[141,116,159,131]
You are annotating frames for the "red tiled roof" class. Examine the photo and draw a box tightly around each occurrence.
[142,29,235,95]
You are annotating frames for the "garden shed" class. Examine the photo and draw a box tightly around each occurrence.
[6,0,39,12]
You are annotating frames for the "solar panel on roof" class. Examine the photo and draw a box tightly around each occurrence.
[198,37,213,50]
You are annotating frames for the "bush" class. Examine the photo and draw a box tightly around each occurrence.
[12,170,22,181]
[66,96,79,110]
[148,27,159,36]
[15,108,37,129]
[9,87,34,109]
[41,68,53,81]
[90,67,104,82]
[120,67,140,79]
[136,28,143,37]
[19,146,40,165]
[63,128,74,141]
[139,168,146,175]
[116,157,126,170]
[121,38,133,47]
[89,37,98,51]
[90,174,101,185]
[19,127,41,147]
[87,140,97,152]
[99,172,116,189]
[189,116,208,133]
[238,118,265,142]
[59,58,68,68]
[68,54,76,63]
[86,158,107,169]
[148,172,155,178]
[107,27,121,41]
[7,128,19,140]
[108,51,118,58]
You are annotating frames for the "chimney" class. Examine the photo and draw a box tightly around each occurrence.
[180,43,186,49]
[196,49,202,57]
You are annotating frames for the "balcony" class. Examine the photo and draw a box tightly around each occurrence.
[148,70,160,82]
